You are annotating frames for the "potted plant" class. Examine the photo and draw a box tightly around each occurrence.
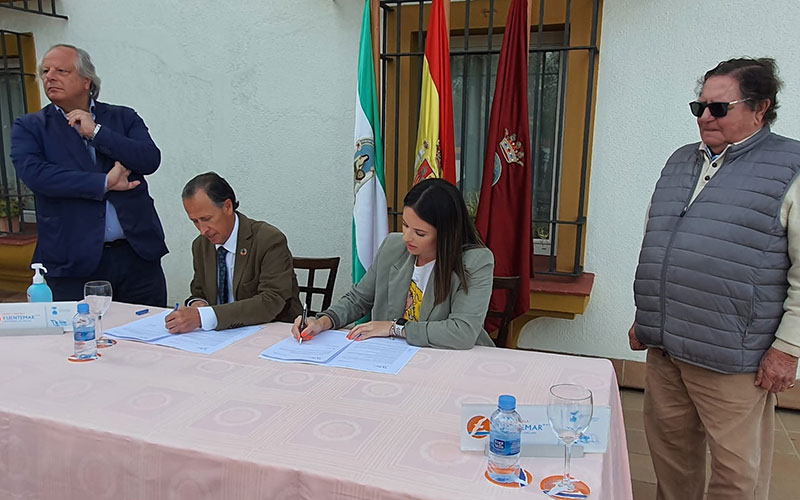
[0,197,21,233]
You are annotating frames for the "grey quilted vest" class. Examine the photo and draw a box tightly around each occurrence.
[634,127,800,373]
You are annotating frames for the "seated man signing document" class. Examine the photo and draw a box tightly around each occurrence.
[166,172,302,333]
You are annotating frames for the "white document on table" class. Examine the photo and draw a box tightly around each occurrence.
[106,311,173,341]
[326,336,419,373]
[106,311,263,354]
[259,329,419,374]
[260,329,352,362]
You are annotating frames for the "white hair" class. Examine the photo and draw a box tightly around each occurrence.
[41,44,102,98]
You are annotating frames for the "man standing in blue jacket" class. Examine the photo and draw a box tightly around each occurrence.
[11,44,167,306]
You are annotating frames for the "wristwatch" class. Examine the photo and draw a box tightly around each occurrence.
[90,123,101,140]
[391,318,408,338]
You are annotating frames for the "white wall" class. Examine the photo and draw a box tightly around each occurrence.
[516,0,800,362]
[3,0,363,305]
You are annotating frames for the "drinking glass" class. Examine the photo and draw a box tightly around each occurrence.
[84,280,113,347]
[545,383,593,496]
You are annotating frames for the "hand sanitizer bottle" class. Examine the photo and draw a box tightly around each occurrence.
[27,263,53,302]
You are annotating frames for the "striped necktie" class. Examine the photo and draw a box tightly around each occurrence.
[216,246,229,305]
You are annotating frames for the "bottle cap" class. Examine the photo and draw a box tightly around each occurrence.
[30,263,48,284]
[498,394,516,411]
[77,303,90,314]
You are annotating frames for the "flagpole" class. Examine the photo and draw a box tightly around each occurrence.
[370,0,380,103]
[526,0,533,50]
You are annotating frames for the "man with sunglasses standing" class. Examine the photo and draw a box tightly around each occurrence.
[630,58,800,500]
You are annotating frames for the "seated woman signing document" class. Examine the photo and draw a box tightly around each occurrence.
[292,178,495,349]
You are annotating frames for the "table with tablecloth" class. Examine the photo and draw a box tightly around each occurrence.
[0,302,632,499]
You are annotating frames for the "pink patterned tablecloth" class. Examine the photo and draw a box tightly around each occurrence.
[0,302,632,500]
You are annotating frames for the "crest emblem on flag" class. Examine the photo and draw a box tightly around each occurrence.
[354,137,376,193]
[492,153,502,186]
[413,140,437,184]
[499,128,525,165]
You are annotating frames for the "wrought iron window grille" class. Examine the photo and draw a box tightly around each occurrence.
[377,0,600,277]
[0,0,67,19]
[0,30,37,235]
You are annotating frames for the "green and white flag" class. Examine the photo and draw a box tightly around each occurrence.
[353,0,388,283]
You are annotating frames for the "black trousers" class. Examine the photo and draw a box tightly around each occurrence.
[47,240,167,307]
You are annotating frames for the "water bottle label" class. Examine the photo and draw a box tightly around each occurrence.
[75,328,95,342]
[490,437,520,456]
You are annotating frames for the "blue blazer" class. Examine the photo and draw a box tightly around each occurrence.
[11,102,168,278]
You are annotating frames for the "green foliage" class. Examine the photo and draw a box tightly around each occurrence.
[0,198,21,218]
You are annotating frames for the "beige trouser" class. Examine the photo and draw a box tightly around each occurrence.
[643,348,776,500]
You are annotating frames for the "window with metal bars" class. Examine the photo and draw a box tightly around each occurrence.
[378,0,600,277]
[0,0,67,19]
[0,30,38,235]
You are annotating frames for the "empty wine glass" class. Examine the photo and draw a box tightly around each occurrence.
[545,383,593,497]
[84,280,113,347]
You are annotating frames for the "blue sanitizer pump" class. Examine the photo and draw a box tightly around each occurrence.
[27,263,53,303]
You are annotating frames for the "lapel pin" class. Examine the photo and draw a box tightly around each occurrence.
[240,248,247,256]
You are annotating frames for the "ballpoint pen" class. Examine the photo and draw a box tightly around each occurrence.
[299,303,307,344]
[174,303,179,311]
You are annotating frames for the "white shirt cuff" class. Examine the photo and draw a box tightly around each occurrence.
[198,306,218,331]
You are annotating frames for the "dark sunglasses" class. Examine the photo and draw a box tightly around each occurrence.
[689,98,750,118]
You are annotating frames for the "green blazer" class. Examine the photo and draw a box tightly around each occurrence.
[322,233,495,349]
[187,213,302,330]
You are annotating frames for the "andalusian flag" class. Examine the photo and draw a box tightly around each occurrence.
[413,0,456,185]
[353,0,388,283]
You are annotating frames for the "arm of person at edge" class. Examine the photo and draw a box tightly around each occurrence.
[11,111,155,200]
[164,303,204,334]
[291,238,381,341]
[756,176,800,393]
[208,236,299,331]
[11,116,107,200]
[628,202,650,351]
[628,322,647,351]
[165,238,209,333]
[66,107,161,175]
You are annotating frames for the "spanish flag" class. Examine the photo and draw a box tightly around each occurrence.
[413,0,456,185]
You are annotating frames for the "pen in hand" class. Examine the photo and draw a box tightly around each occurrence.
[174,303,179,311]
[298,303,307,344]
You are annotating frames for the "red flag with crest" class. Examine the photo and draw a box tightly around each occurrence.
[475,0,532,331]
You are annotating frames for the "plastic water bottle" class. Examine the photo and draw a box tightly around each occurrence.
[73,303,97,360]
[487,394,523,483]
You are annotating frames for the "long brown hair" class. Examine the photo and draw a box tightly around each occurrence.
[403,179,484,304]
